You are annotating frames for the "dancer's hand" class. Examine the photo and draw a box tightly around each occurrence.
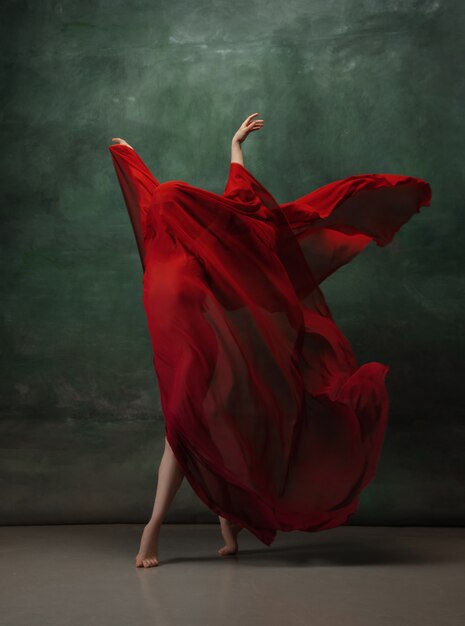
[111,137,134,150]
[232,113,264,144]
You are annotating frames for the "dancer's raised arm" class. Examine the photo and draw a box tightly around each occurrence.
[223,114,280,211]
[108,138,161,271]
[230,112,264,166]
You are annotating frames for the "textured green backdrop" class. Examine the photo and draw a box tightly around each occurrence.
[1,0,463,526]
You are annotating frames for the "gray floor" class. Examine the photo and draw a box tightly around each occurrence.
[1,525,464,626]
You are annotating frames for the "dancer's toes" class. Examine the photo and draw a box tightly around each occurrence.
[135,553,159,568]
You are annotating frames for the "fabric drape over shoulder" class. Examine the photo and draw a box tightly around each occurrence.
[109,144,432,546]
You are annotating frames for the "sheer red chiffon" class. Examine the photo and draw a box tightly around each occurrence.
[109,144,432,546]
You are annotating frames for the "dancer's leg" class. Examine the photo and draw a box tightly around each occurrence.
[135,435,184,568]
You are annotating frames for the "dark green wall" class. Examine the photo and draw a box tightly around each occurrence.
[1,0,463,525]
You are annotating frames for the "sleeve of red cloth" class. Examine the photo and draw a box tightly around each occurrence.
[226,164,432,286]
[108,144,161,271]
[278,173,432,284]
[222,161,280,210]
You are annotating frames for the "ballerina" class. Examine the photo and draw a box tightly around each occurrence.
[108,114,432,568]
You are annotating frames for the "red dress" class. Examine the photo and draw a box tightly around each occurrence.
[109,144,432,546]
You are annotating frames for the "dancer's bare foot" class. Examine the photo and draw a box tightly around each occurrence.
[218,516,243,556]
[135,521,160,568]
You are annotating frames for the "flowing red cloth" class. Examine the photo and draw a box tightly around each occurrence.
[109,144,432,545]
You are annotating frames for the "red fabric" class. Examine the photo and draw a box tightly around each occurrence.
[109,144,432,545]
